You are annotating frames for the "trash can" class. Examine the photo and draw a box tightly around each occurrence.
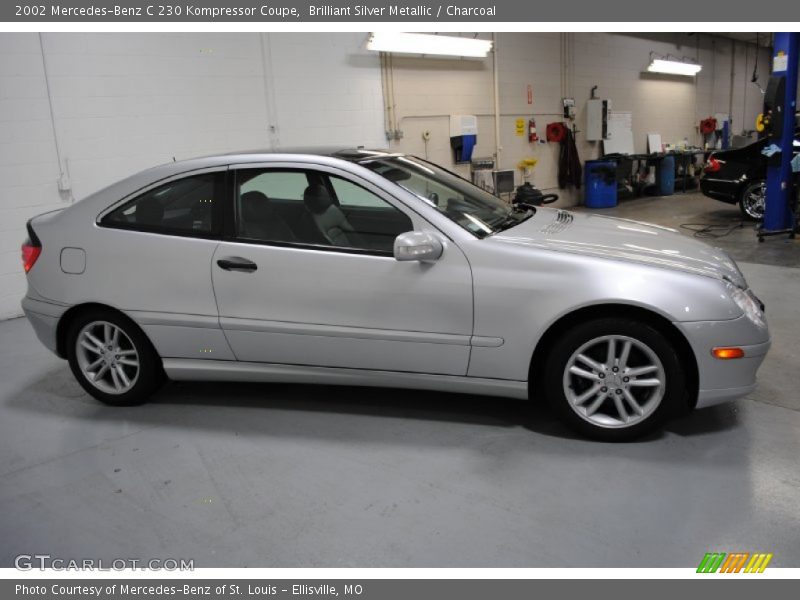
[584,159,618,208]
[657,154,675,196]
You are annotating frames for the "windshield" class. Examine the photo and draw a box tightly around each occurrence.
[358,155,532,238]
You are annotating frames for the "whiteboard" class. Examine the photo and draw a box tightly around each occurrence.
[603,111,634,155]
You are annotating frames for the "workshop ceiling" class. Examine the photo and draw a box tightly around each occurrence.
[717,32,773,47]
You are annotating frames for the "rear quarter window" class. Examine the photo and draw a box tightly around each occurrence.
[102,172,223,236]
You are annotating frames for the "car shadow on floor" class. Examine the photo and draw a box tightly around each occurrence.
[5,365,743,444]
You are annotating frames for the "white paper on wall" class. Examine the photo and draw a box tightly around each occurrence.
[603,111,635,155]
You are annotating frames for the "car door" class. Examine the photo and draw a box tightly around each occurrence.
[93,168,236,361]
[211,164,474,375]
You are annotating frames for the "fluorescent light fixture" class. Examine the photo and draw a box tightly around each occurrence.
[367,33,492,58]
[647,58,703,76]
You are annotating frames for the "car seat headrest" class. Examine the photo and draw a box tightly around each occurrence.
[303,184,334,215]
[241,191,276,220]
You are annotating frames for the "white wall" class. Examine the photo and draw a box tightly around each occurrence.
[386,39,496,180]
[496,33,567,196]
[0,34,64,323]
[391,33,771,204]
[266,33,384,147]
[0,32,382,320]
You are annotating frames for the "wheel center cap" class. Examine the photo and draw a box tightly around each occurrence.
[608,373,623,388]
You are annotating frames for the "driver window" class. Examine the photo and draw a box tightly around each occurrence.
[326,176,413,252]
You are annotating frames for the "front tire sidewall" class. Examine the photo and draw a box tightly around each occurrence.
[66,309,162,406]
[543,318,684,441]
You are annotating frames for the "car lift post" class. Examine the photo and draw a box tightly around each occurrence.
[760,32,799,240]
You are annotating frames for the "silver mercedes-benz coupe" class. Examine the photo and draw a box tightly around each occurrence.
[21,149,770,440]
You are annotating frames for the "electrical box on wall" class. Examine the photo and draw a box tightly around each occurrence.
[492,170,515,195]
[450,114,478,163]
[586,99,611,141]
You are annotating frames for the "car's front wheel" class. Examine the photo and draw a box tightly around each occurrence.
[543,318,684,441]
[66,309,164,406]
[739,180,766,221]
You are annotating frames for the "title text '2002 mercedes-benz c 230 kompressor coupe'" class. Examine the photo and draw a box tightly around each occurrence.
[21,149,770,440]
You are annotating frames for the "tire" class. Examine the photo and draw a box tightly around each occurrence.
[66,308,164,406]
[542,318,684,441]
[739,180,766,221]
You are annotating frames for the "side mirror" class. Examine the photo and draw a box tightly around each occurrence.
[393,231,443,262]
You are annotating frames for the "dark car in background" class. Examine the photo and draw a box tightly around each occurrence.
[700,128,800,220]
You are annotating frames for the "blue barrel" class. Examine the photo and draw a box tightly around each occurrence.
[657,155,675,195]
[584,160,618,208]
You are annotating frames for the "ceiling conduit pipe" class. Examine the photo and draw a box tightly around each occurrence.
[388,51,400,140]
[379,51,397,143]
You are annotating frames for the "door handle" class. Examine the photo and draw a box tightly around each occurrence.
[216,257,258,272]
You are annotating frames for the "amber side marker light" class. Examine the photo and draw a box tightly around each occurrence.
[712,347,745,359]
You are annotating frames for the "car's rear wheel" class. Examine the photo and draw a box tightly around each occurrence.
[66,309,163,406]
[543,318,684,441]
[739,180,766,221]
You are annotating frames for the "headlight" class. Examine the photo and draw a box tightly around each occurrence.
[718,250,747,289]
[726,282,765,328]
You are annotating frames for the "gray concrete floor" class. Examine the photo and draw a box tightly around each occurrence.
[1,193,799,567]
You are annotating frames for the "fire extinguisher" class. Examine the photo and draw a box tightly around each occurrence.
[528,118,539,143]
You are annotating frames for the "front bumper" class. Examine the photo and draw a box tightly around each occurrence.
[675,316,770,409]
[21,296,69,357]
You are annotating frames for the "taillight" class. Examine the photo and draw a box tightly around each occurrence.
[21,241,41,273]
[22,220,42,273]
[704,157,721,173]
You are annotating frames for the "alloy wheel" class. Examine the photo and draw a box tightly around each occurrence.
[562,335,666,429]
[75,320,140,395]
[742,182,766,220]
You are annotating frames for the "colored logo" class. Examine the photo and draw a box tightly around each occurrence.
[697,552,773,573]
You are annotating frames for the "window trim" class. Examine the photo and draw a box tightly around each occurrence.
[97,168,227,240]
[229,166,413,258]
[223,236,397,258]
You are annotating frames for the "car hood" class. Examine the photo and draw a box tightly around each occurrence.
[491,207,746,287]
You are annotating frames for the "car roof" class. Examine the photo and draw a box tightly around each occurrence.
[220,147,405,163]
[67,148,411,217]
[134,147,406,188]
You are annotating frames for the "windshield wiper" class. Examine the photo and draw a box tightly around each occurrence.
[492,207,534,233]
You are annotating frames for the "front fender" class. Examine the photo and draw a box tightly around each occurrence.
[464,241,743,381]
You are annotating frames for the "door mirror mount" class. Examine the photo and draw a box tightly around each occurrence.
[393,231,443,262]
